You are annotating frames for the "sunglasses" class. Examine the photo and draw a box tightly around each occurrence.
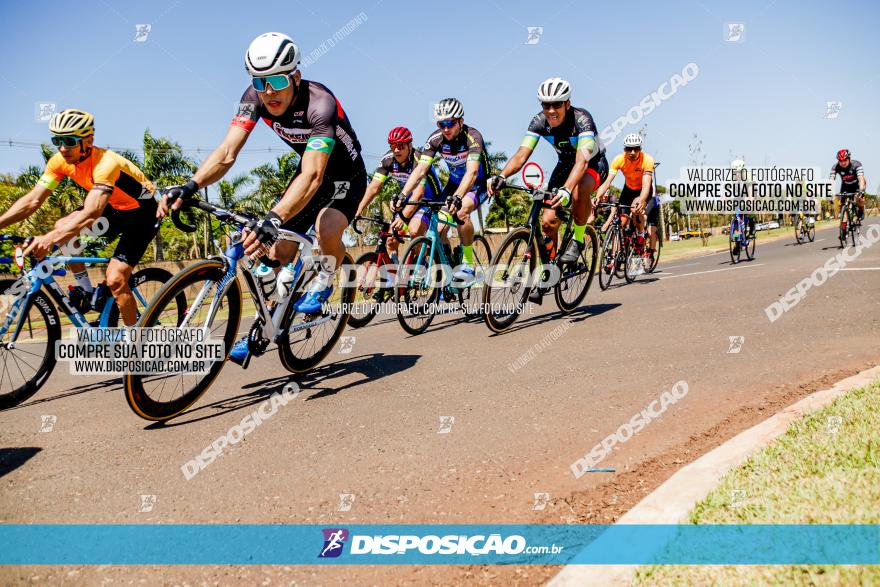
[437,119,458,129]
[541,101,566,110]
[51,135,85,148]
[251,73,292,92]
[624,147,641,152]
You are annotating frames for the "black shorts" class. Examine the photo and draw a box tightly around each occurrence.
[281,163,368,235]
[102,198,159,266]
[548,154,609,190]
[647,198,660,226]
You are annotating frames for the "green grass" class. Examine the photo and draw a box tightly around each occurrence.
[635,378,880,586]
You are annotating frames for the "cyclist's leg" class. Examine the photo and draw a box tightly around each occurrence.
[105,201,158,326]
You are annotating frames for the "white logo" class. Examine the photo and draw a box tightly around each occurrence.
[525,26,544,45]
[824,101,843,119]
[138,494,157,512]
[35,102,56,122]
[332,181,350,199]
[39,415,57,432]
[729,489,747,508]
[134,24,152,43]
[338,336,356,354]
[724,22,745,43]
[338,493,355,512]
[825,415,842,435]
[533,492,550,511]
[727,336,745,354]
[438,416,455,434]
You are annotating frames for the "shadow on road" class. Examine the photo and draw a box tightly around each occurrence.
[2,378,122,412]
[487,302,622,336]
[0,447,41,478]
[145,353,419,428]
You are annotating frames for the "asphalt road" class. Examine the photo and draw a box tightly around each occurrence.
[2,220,878,586]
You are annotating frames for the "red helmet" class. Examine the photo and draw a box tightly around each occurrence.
[388,126,413,145]
[837,148,851,161]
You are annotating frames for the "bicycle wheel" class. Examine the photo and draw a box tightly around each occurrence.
[598,228,620,290]
[107,267,183,327]
[794,217,804,244]
[745,231,756,260]
[482,227,535,333]
[646,240,661,273]
[395,236,441,335]
[850,220,859,248]
[278,252,356,373]
[124,259,242,422]
[806,220,815,242]
[0,282,61,410]
[347,251,384,329]
[729,220,741,264]
[555,225,598,313]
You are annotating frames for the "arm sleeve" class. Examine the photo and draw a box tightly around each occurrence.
[37,155,65,191]
[230,87,261,133]
[372,154,391,183]
[574,109,599,158]
[305,91,338,154]
[610,154,625,174]
[466,127,486,162]
[521,114,544,150]
[420,132,440,162]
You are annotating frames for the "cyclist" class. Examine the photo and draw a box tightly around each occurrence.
[157,32,367,364]
[488,77,608,276]
[830,149,866,223]
[396,98,491,281]
[730,159,756,238]
[0,109,157,326]
[594,134,655,256]
[355,126,443,261]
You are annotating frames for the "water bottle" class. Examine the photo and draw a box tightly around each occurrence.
[273,262,299,302]
[254,263,276,298]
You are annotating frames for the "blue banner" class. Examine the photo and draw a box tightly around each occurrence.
[1,525,877,565]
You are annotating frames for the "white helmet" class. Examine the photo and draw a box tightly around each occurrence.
[434,98,464,121]
[730,159,746,171]
[537,77,571,102]
[623,133,642,148]
[245,32,300,76]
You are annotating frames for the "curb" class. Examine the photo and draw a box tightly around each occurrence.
[547,364,880,587]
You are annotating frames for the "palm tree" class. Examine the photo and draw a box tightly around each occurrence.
[483,143,531,231]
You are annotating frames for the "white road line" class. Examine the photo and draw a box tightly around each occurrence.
[839,267,880,271]
[659,263,765,280]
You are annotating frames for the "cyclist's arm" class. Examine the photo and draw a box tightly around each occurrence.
[0,184,52,230]
[356,177,385,218]
[42,187,110,244]
[638,172,654,202]
[499,145,533,178]
[399,159,430,199]
[562,147,590,192]
[192,126,250,188]
[272,148,330,223]
[595,169,618,199]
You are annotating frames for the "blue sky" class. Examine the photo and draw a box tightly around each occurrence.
[1,0,878,192]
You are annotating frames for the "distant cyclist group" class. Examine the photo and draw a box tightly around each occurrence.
[0,31,871,418]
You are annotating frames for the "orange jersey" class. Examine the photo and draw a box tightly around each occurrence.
[610,152,655,191]
[38,147,155,211]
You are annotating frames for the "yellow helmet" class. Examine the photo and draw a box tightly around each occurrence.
[49,109,95,137]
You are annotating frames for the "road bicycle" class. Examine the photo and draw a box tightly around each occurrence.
[482,184,597,333]
[838,194,861,248]
[348,215,407,328]
[0,235,181,409]
[793,211,816,244]
[123,198,356,421]
[393,200,492,335]
[598,203,649,289]
[729,207,756,264]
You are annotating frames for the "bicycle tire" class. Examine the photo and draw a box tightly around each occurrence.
[278,252,356,373]
[794,218,804,244]
[124,259,241,422]
[347,251,383,329]
[745,231,756,261]
[729,219,741,264]
[482,227,535,333]
[394,236,441,335]
[555,225,598,312]
[598,228,620,290]
[0,283,61,410]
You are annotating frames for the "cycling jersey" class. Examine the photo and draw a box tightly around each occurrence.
[830,160,864,193]
[521,107,603,160]
[609,152,655,191]
[38,147,156,211]
[419,125,490,186]
[232,79,365,179]
[373,148,442,200]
